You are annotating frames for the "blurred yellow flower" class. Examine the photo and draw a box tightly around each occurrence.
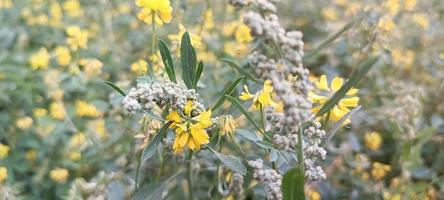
[0,144,10,160]
[413,14,429,29]
[322,7,338,21]
[203,9,214,30]
[307,189,322,200]
[131,59,148,75]
[136,0,172,26]
[383,192,402,200]
[371,162,391,180]
[404,0,416,11]
[217,115,236,136]
[0,0,12,9]
[25,149,37,161]
[75,101,101,117]
[50,168,69,183]
[30,48,50,70]
[80,58,103,77]
[240,80,280,110]
[166,101,212,154]
[235,24,253,43]
[54,46,71,66]
[168,24,203,50]
[364,131,382,151]
[70,132,86,147]
[0,167,7,183]
[224,42,249,57]
[90,119,108,140]
[50,102,65,120]
[66,26,89,50]
[63,0,83,17]
[69,151,82,161]
[391,48,414,68]
[378,16,395,33]
[16,116,33,129]
[49,2,62,27]
[309,75,359,123]
[383,0,400,16]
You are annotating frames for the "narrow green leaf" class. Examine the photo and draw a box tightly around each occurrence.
[236,129,262,142]
[194,61,204,87]
[180,32,196,89]
[220,58,260,83]
[304,17,363,60]
[104,81,126,96]
[207,146,246,176]
[323,106,361,146]
[158,40,176,83]
[282,166,305,200]
[225,95,264,134]
[316,57,378,117]
[211,77,245,111]
[141,121,172,163]
[141,110,165,122]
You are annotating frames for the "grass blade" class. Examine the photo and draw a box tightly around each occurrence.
[225,95,264,134]
[104,81,126,96]
[220,58,260,83]
[211,76,245,111]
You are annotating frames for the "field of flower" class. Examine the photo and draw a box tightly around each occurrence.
[1,0,444,199]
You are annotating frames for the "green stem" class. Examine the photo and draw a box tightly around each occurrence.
[297,125,304,171]
[187,151,194,200]
[135,150,142,192]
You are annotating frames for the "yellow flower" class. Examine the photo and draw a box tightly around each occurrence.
[239,80,279,110]
[168,24,203,50]
[166,101,212,154]
[383,0,400,16]
[307,189,322,200]
[75,100,101,117]
[70,133,86,148]
[0,0,13,9]
[69,151,82,161]
[413,14,429,29]
[66,26,89,50]
[391,48,414,68]
[136,0,172,26]
[309,75,359,124]
[364,131,382,151]
[0,167,7,183]
[224,42,249,57]
[0,144,10,160]
[217,115,236,135]
[25,149,37,161]
[203,9,214,30]
[30,48,50,70]
[378,16,395,33]
[235,23,253,43]
[50,102,65,120]
[50,168,69,183]
[80,58,103,77]
[404,0,416,11]
[322,7,338,21]
[16,116,33,129]
[49,2,62,27]
[371,162,391,180]
[90,119,108,140]
[54,46,71,66]
[131,59,148,75]
[63,0,83,17]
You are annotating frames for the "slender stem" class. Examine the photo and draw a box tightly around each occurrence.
[151,12,157,56]
[297,125,304,170]
[135,150,142,192]
[187,151,194,200]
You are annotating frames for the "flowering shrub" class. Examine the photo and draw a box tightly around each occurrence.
[1,0,444,199]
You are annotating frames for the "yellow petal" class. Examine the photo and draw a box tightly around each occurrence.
[196,110,212,128]
[190,124,209,145]
[184,100,194,116]
[331,106,349,121]
[331,77,344,92]
[239,85,255,101]
[346,88,358,96]
[257,91,273,106]
[308,91,328,103]
[339,97,359,108]
[178,132,189,147]
[315,75,329,90]
[262,80,273,93]
[187,138,198,150]
[166,111,181,123]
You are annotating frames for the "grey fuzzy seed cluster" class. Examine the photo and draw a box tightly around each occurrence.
[248,159,283,200]
[303,121,327,181]
[122,81,204,115]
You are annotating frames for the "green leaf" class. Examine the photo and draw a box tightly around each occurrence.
[104,81,126,96]
[180,32,197,89]
[207,146,246,176]
[225,95,264,134]
[158,39,176,83]
[316,57,378,117]
[194,61,204,87]
[211,76,245,111]
[220,58,260,83]
[323,106,361,145]
[282,166,305,200]
[236,129,262,142]
[141,110,165,122]
[141,121,172,164]
[132,169,183,200]
[304,16,363,60]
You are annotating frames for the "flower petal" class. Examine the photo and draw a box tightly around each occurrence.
[315,75,329,90]
[331,77,344,92]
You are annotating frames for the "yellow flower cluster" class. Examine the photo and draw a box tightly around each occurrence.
[75,101,101,117]
[70,132,87,148]
[63,0,83,17]
[50,102,65,120]
[168,24,203,50]
[16,116,33,129]
[222,21,252,57]
[131,59,148,75]
[54,46,71,66]
[0,0,12,9]
[25,149,37,161]
[166,101,212,154]
[309,75,359,123]
[33,108,47,118]
[364,131,382,151]
[0,144,10,160]
[0,167,7,183]
[30,48,50,70]
[80,58,103,78]
[50,168,69,183]
[240,80,281,111]
[136,0,172,26]
[66,26,89,50]
[371,162,391,180]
